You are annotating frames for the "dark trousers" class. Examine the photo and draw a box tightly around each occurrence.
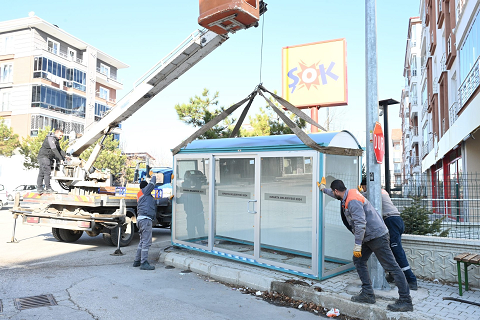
[384,216,417,284]
[353,233,411,301]
[37,157,52,190]
[135,218,153,263]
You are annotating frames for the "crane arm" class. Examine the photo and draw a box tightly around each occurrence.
[68,29,228,157]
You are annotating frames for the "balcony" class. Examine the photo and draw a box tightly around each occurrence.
[457,0,466,23]
[459,55,480,108]
[422,99,428,120]
[95,92,116,104]
[410,96,417,106]
[96,67,119,81]
[410,156,420,167]
[96,68,123,90]
[411,126,418,136]
[440,52,446,72]
[37,45,84,65]
[433,77,439,94]
[449,101,459,127]
[422,141,429,158]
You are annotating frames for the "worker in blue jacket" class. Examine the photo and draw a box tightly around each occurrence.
[360,178,418,290]
[133,175,156,270]
[319,178,413,312]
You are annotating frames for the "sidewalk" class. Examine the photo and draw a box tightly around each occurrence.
[160,246,480,320]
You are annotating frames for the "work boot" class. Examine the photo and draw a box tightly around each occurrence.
[45,188,56,194]
[387,298,414,312]
[385,273,395,283]
[133,260,141,267]
[351,291,376,304]
[140,261,155,270]
[408,282,418,291]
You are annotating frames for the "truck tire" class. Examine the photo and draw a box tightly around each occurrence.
[103,218,134,247]
[58,229,83,242]
[52,228,64,241]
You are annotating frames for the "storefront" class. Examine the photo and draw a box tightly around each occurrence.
[172,131,363,280]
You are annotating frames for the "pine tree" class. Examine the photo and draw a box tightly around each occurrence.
[401,197,449,237]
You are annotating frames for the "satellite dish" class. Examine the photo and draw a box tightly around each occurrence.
[28,11,35,17]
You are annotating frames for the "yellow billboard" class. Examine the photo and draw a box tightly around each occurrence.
[282,38,348,109]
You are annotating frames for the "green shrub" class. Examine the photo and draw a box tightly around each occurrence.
[401,197,449,237]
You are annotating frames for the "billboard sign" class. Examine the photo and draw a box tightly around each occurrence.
[282,38,348,109]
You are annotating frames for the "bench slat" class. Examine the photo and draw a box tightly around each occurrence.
[468,255,480,264]
[462,254,478,262]
[454,253,471,261]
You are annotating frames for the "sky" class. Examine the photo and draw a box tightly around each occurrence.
[2,0,421,164]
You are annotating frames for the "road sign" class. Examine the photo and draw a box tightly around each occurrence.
[373,122,384,164]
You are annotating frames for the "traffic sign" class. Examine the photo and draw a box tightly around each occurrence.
[373,122,384,164]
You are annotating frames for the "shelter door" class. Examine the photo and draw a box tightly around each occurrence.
[213,156,259,258]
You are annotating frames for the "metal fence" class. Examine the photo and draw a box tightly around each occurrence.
[390,173,480,240]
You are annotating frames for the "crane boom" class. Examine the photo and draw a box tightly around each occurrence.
[68,29,228,156]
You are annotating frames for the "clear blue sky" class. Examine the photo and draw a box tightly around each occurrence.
[2,0,420,162]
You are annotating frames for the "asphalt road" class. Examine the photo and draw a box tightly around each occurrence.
[0,204,319,319]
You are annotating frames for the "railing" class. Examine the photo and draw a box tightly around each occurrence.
[95,93,116,104]
[449,101,459,127]
[438,0,442,14]
[42,45,84,65]
[421,66,426,79]
[440,52,446,72]
[428,135,434,152]
[412,126,418,136]
[422,99,428,119]
[447,34,452,56]
[457,0,466,23]
[422,140,429,157]
[96,67,119,81]
[433,77,439,94]
[459,55,480,108]
[410,156,420,167]
[411,96,418,106]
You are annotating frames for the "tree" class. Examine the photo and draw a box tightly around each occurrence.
[19,126,68,169]
[401,197,449,237]
[175,88,234,139]
[80,135,126,177]
[0,118,20,157]
[242,91,306,137]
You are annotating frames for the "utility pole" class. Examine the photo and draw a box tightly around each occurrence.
[365,0,389,290]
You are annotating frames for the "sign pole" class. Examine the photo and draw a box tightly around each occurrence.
[311,107,319,133]
[365,0,389,290]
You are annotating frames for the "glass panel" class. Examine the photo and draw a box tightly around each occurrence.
[175,158,209,247]
[323,155,357,273]
[260,156,313,269]
[214,157,255,255]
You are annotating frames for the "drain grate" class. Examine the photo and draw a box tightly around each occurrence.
[0,299,3,313]
[14,294,57,310]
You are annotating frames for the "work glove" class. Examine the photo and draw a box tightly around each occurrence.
[169,195,174,200]
[353,244,362,258]
[357,185,363,192]
[317,177,326,191]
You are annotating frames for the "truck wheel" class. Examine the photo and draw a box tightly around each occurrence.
[58,229,83,242]
[103,218,135,247]
[52,228,64,242]
[0,200,3,210]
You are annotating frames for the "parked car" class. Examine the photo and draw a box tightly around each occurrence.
[0,184,9,209]
[184,170,208,185]
[8,185,37,201]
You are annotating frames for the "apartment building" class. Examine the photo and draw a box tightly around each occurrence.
[391,128,403,188]
[0,14,128,139]
[400,16,422,185]
[401,1,480,189]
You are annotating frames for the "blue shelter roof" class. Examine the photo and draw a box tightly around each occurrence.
[177,131,362,154]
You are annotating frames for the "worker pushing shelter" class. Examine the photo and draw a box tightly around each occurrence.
[172,131,363,280]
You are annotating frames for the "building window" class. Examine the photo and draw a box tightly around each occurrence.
[31,85,86,118]
[459,11,480,83]
[411,54,417,76]
[47,38,59,55]
[33,57,86,92]
[99,86,109,101]
[30,114,84,137]
[94,102,110,121]
[100,63,110,77]
[2,35,14,54]
[0,63,13,83]
[1,91,11,111]
[68,48,76,62]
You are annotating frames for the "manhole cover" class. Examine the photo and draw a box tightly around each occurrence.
[14,294,57,310]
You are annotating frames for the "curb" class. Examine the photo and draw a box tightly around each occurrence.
[159,250,443,320]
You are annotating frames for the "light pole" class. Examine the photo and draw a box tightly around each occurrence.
[379,98,399,195]
[365,0,389,290]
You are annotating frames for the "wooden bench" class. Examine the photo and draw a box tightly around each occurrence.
[454,253,480,296]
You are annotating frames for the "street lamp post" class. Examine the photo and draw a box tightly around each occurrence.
[379,98,399,195]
